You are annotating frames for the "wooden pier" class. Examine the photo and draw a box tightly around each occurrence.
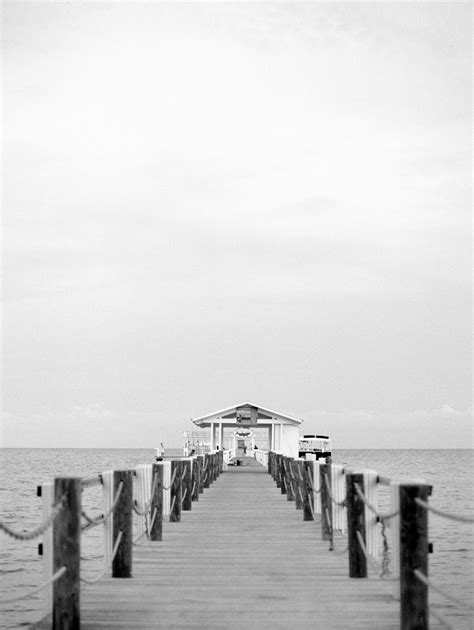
[15,445,471,630]
[34,457,400,629]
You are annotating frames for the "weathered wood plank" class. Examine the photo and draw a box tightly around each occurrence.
[149,463,163,541]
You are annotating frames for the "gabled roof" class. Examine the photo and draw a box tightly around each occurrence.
[192,401,303,427]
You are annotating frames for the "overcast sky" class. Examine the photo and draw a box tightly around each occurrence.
[2,1,472,449]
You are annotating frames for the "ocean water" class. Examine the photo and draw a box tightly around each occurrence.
[0,448,473,629]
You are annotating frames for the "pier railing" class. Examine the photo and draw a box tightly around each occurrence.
[0,449,225,629]
[267,451,474,630]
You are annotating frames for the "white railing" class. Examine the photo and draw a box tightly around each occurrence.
[254,448,269,469]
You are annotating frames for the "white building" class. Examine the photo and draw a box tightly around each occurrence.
[191,401,302,458]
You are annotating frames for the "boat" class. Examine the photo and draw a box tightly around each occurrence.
[298,434,332,460]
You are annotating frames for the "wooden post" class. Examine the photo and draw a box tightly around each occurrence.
[53,477,81,630]
[218,450,224,474]
[182,459,192,511]
[197,456,204,494]
[112,470,133,578]
[289,461,298,506]
[280,456,286,490]
[208,454,213,484]
[399,483,430,630]
[285,458,295,501]
[292,461,304,510]
[214,453,219,481]
[170,460,182,522]
[303,461,315,521]
[345,472,367,577]
[208,454,214,485]
[203,454,210,489]
[268,452,274,479]
[191,458,200,502]
[320,463,332,541]
[212,454,217,482]
[280,456,287,495]
[275,455,282,488]
[149,463,163,541]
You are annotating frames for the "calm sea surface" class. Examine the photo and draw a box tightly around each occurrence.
[1,448,473,629]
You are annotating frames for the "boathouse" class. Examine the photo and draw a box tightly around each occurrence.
[192,401,302,458]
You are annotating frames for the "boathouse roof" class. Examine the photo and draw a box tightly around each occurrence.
[191,401,303,427]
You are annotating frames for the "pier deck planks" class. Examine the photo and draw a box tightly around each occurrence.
[67,460,400,628]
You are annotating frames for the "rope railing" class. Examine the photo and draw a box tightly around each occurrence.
[149,507,158,532]
[81,475,102,489]
[132,470,161,522]
[414,498,474,523]
[288,478,295,498]
[355,530,397,581]
[413,569,474,611]
[324,506,334,551]
[81,509,101,526]
[163,468,177,492]
[353,481,399,520]
[149,472,159,506]
[305,467,320,494]
[266,451,472,629]
[170,494,176,515]
[81,481,124,531]
[133,501,149,517]
[7,456,220,627]
[297,485,304,504]
[0,566,67,604]
[323,472,346,507]
[428,607,454,630]
[133,468,165,542]
[0,496,65,541]
[330,530,348,556]
[132,532,148,546]
[379,518,391,578]
[81,531,123,584]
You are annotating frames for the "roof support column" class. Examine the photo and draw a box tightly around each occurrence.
[218,422,223,451]
[210,422,215,451]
